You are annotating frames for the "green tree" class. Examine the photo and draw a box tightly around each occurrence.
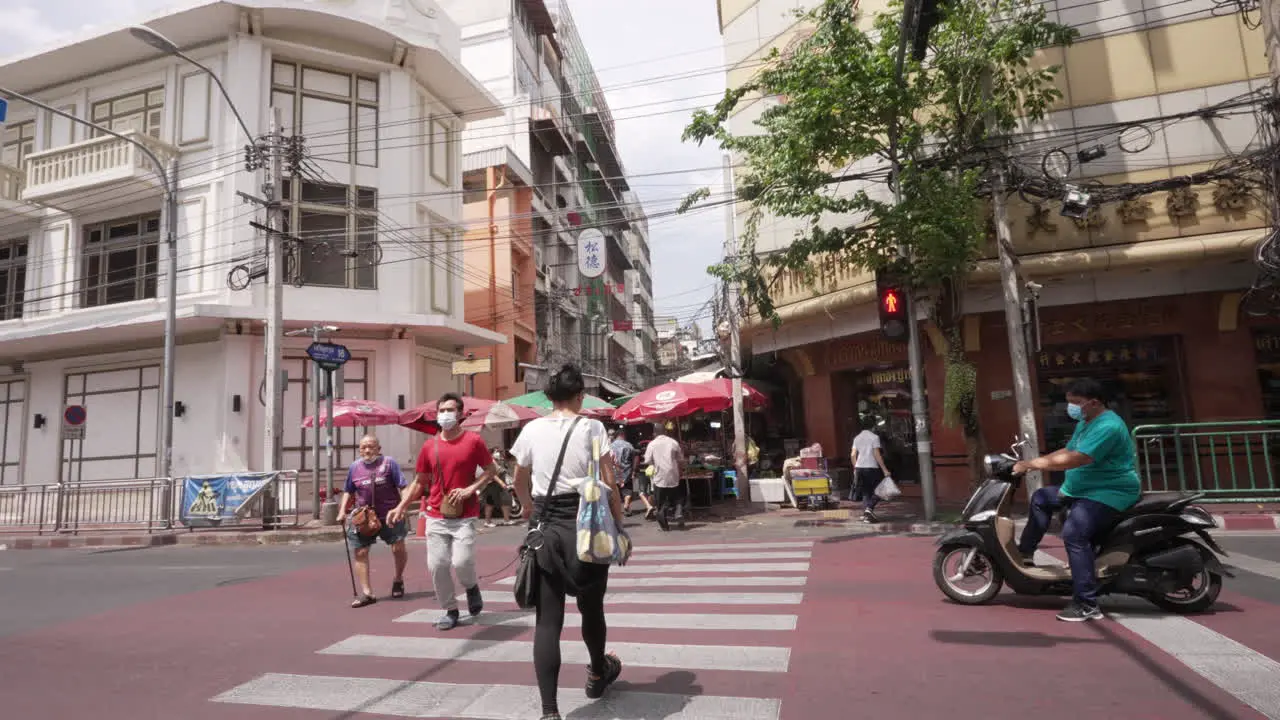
[682,0,1074,454]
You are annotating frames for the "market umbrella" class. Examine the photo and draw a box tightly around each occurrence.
[612,381,733,423]
[302,399,402,429]
[399,396,541,434]
[610,393,635,408]
[506,390,616,419]
[690,377,771,411]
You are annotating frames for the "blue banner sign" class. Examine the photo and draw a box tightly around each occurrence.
[181,472,277,524]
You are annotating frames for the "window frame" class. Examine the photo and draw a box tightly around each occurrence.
[80,214,161,308]
[271,60,379,168]
[281,179,380,290]
[90,88,165,140]
[1,120,35,170]
[0,237,28,321]
[429,116,453,186]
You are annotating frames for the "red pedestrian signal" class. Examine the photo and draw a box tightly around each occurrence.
[875,273,908,343]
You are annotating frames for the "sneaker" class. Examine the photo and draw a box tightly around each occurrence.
[436,609,460,630]
[585,653,623,699]
[484,521,497,528]
[862,510,878,523]
[1057,603,1104,622]
[466,585,484,616]
[656,512,670,531]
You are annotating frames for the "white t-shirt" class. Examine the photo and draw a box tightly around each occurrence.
[510,415,611,497]
[643,435,683,489]
[851,430,883,469]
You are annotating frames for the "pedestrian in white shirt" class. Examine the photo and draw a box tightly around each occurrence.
[643,423,684,531]
[850,418,892,523]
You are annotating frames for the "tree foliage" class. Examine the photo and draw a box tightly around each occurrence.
[683,0,1076,322]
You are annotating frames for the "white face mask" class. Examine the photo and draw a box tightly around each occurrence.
[437,411,459,431]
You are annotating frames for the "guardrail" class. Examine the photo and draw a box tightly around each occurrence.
[1133,420,1280,502]
[0,470,302,535]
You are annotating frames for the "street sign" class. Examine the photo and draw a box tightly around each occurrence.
[0,98,7,124]
[451,357,492,376]
[62,404,86,440]
[576,228,606,279]
[306,341,351,371]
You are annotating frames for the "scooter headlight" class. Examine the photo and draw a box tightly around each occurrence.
[983,454,1006,477]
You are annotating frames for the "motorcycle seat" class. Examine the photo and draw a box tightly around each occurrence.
[1115,491,1194,519]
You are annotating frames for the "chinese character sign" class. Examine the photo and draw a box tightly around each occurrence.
[576,228,607,279]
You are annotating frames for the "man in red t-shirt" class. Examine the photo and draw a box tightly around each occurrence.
[388,392,497,630]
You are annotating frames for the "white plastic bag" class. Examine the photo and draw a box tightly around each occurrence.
[874,475,901,501]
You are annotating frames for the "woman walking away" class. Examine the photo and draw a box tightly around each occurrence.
[510,364,625,720]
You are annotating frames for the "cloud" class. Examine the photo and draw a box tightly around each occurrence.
[0,0,160,60]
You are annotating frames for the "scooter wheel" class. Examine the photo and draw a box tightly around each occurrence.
[934,544,1004,605]
[1148,568,1223,614]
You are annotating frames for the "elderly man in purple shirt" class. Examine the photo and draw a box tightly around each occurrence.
[337,434,409,608]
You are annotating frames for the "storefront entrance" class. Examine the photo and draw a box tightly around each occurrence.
[834,365,920,485]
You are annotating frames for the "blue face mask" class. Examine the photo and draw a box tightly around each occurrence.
[1067,403,1085,421]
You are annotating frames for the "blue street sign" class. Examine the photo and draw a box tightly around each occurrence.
[0,98,7,124]
[306,341,350,371]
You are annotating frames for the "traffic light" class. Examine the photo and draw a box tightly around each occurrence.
[877,274,908,342]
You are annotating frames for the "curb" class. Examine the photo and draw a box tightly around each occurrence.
[1213,514,1280,531]
[0,528,346,551]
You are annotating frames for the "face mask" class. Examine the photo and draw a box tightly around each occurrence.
[438,411,459,431]
[1066,403,1084,421]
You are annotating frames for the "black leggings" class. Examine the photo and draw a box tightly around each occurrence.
[531,494,610,715]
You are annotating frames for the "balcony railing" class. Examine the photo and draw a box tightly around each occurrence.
[23,131,179,211]
[1,164,24,203]
[0,163,44,228]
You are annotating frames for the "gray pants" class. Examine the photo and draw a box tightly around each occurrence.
[426,517,477,611]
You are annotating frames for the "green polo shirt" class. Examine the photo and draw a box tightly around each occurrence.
[1060,409,1141,512]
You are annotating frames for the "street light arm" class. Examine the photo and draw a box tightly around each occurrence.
[0,86,171,193]
[169,50,256,144]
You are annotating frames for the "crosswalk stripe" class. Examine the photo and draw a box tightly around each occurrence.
[612,562,810,574]
[319,635,792,672]
[468,591,804,606]
[629,551,812,562]
[632,541,812,552]
[214,672,784,719]
[395,610,800,631]
[492,574,809,588]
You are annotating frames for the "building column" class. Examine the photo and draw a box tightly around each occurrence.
[217,332,255,472]
[383,337,416,464]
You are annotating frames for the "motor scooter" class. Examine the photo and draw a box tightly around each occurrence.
[933,438,1233,614]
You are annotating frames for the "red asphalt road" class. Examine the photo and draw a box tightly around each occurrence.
[1,537,1277,719]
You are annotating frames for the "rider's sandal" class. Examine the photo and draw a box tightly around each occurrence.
[391,580,405,599]
[350,594,377,609]
[584,653,622,699]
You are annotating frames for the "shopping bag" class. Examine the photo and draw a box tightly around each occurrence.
[874,475,901,501]
[576,434,633,565]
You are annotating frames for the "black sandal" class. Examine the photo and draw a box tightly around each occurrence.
[350,594,377,608]
[585,653,622,699]
[391,580,405,599]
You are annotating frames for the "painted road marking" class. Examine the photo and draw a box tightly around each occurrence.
[319,635,792,672]
[1222,551,1280,582]
[612,562,810,575]
[214,672,783,719]
[1112,613,1280,719]
[628,551,812,562]
[467,591,804,606]
[632,541,813,552]
[492,574,809,588]
[396,609,800,631]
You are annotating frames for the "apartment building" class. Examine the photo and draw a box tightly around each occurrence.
[0,0,503,485]
[717,0,1270,502]
[440,0,655,400]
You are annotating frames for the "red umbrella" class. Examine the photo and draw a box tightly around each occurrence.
[302,399,402,429]
[693,378,770,411]
[398,396,540,434]
[612,382,733,423]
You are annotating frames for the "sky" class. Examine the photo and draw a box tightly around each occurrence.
[0,0,729,334]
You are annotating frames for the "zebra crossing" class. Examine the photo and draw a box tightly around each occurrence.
[211,538,813,719]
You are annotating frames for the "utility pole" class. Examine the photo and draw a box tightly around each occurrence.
[992,169,1043,495]
[887,0,937,521]
[263,107,286,475]
[722,152,751,503]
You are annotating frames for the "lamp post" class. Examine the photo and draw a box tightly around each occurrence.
[0,88,180,484]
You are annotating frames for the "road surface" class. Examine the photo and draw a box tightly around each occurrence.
[2,526,1279,719]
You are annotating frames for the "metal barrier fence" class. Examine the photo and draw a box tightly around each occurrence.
[0,470,301,535]
[1133,421,1280,502]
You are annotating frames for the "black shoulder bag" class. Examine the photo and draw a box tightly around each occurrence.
[513,416,583,609]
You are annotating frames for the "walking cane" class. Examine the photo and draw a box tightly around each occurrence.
[341,516,359,598]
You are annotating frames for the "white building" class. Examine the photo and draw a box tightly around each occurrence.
[0,0,504,488]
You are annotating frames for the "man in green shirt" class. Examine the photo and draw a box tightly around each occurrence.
[1013,378,1141,622]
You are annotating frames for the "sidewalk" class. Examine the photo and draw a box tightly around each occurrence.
[4,498,1278,550]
